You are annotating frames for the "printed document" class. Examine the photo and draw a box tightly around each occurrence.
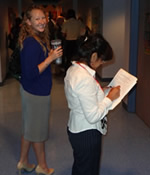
[104,68,138,110]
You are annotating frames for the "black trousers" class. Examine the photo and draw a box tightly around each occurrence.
[64,40,77,70]
[67,128,102,175]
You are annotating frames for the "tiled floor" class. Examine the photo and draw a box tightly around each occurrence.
[0,75,150,175]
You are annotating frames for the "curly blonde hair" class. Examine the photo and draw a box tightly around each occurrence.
[18,4,50,54]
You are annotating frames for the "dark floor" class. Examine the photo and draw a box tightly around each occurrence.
[0,75,150,175]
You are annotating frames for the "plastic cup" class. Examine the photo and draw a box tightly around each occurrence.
[51,39,62,64]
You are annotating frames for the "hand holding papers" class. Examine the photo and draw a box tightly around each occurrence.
[104,68,138,110]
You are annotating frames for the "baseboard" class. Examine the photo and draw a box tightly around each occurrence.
[122,101,128,111]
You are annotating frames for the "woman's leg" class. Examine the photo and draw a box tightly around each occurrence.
[32,142,48,170]
[32,142,54,175]
[18,136,33,166]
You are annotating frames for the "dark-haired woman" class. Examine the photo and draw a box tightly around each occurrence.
[17,5,62,175]
[64,33,120,175]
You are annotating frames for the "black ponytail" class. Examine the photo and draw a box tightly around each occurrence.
[74,33,113,65]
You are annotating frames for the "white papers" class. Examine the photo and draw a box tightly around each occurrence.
[104,68,138,110]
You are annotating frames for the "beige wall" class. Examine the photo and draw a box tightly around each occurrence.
[100,0,131,79]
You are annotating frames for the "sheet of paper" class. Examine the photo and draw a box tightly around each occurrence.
[104,68,138,110]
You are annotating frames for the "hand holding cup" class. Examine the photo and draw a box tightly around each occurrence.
[51,39,63,64]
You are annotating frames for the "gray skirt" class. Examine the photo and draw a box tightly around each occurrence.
[20,86,50,142]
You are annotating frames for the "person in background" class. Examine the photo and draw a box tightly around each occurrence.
[61,9,85,71]
[47,11,56,41]
[78,16,92,37]
[17,4,62,175]
[8,17,22,50]
[55,15,64,40]
[64,33,120,175]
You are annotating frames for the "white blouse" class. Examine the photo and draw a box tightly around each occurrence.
[64,62,112,135]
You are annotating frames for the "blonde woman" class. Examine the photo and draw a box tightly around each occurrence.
[17,4,62,175]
